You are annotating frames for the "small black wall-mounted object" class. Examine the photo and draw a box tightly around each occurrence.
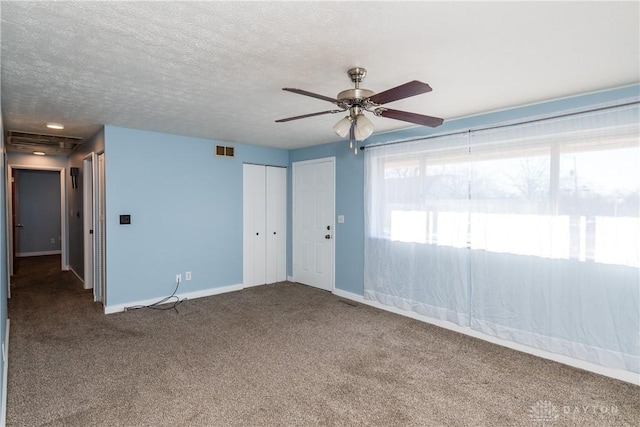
[119,215,131,225]
[70,167,79,189]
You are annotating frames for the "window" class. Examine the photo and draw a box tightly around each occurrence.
[369,109,640,267]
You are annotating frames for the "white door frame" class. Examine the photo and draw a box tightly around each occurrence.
[95,152,106,305]
[7,164,69,275]
[83,153,96,290]
[292,156,336,291]
[4,154,10,298]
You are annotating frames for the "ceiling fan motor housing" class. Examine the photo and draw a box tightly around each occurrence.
[337,88,375,104]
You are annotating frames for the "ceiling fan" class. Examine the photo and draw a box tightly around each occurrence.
[276,67,444,154]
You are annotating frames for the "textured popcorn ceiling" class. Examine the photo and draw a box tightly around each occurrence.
[1,1,638,150]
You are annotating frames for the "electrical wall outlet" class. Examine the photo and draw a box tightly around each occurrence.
[176,274,182,284]
[185,271,192,281]
[50,238,56,244]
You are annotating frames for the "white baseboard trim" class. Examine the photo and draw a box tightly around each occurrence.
[243,282,264,288]
[17,250,62,258]
[332,288,639,386]
[1,319,10,427]
[104,283,245,314]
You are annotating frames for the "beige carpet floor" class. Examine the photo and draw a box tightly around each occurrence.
[6,255,639,426]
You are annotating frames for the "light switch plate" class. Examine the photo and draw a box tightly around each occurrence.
[337,215,345,223]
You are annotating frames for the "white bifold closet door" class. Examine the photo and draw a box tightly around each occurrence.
[265,166,286,283]
[243,164,286,287]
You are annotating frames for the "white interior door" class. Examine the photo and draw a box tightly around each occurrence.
[265,166,286,284]
[293,158,335,291]
[243,164,266,287]
[83,154,95,291]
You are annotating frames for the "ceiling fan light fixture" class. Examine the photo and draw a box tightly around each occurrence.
[355,114,374,141]
[333,116,352,138]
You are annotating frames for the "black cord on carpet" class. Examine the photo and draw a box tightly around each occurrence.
[124,279,185,313]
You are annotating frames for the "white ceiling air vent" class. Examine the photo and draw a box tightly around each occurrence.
[215,145,235,157]
[6,131,83,156]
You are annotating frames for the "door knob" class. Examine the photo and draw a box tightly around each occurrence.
[15,224,24,228]
[325,234,331,239]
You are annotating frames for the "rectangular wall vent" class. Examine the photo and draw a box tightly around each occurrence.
[215,145,235,157]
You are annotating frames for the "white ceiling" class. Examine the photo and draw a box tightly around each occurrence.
[1,1,638,150]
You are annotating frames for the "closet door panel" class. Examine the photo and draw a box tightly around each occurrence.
[243,164,266,287]
[266,167,286,284]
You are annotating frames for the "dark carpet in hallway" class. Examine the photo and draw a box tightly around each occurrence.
[6,255,639,426]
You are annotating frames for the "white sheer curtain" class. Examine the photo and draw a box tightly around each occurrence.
[365,133,472,325]
[364,101,640,373]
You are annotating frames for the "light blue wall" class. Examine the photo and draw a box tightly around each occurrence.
[103,126,288,307]
[68,128,105,280]
[16,170,61,255]
[289,84,640,297]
